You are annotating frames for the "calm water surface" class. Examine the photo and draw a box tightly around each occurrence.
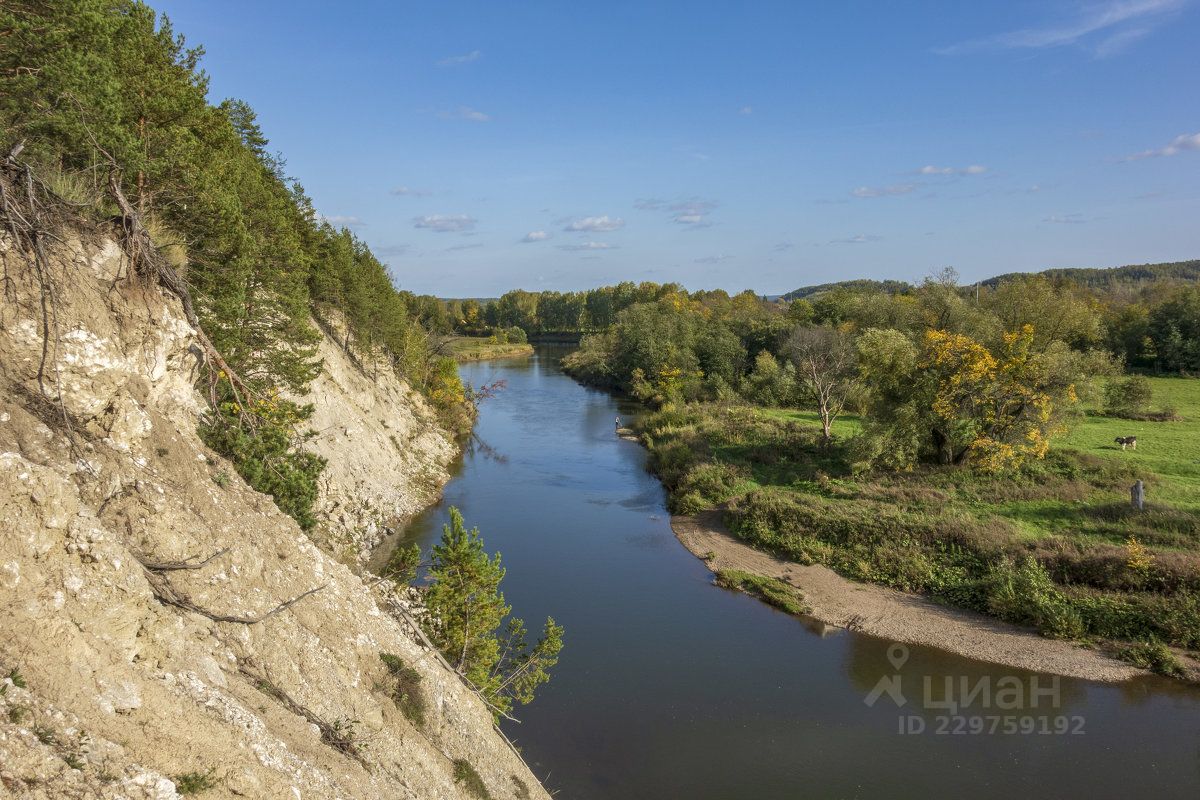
[377,346,1200,799]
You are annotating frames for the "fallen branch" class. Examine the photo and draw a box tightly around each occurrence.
[137,547,229,572]
[139,562,325,625]
[237,664,368,762]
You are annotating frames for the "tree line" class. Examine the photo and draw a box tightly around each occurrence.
[560,268,1195,472]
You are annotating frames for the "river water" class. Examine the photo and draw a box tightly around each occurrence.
[376,345,1200,799]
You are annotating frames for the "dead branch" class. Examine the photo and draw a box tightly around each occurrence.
[138,561,325,624]
[136,547,229,572]
[237,664,367,762]
[103,172,256,420]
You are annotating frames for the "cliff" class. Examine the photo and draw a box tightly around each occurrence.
[301,318,457,566]
[0,230,548,799]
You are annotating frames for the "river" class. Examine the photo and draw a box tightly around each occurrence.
[375,345,1200,799]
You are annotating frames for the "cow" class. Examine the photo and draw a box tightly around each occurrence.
[1115,436,1138,451]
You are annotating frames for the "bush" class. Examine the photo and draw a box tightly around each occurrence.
[199,397,325,530]
[1118,639,1185,677]
[987,557,1085,639]
[1105,375,1153,416]
[505,325,528,344]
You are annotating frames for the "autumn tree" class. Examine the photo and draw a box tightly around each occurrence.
[857,325,1084,471]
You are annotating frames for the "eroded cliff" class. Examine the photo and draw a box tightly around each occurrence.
[0,231,547,799]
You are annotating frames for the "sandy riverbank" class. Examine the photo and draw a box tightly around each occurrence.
[672,510,1142,683]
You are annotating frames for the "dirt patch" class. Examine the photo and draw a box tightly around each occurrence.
[673,511,1141,682]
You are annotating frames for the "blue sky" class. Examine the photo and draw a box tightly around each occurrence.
[155,0,1199,296]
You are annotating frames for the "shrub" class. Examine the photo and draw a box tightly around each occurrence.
[452,759,492,799]
[200,397,325,530]
[1118,639,1185,677]
[1104,374,1153,416]
[505,325,528,344]
[987,557,1085,639]
[379,653,427,727]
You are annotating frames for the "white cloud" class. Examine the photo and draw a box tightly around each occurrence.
[444,243,484,252]
[319,214,364,227]
[564,215,625,232]
[669,199,717,226]
[557,241,616,251]
[522,231,550,243]
[936,0,1184,56]
[1124,131,1200,160]
[439,106,491,122]
[739,106,753,115]
[437,50,482,67]
[635,197,717,226]
[851,184,916,198]
[829,234,882,244]
[694,254,733,264]
[391,185,432,197]
[916,164,988,176]
[413,214,477,233]
[773,242,795,252]
[1043,213,1087,224]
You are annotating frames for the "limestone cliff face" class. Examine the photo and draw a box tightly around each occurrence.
[299,319,457,566]
[0,232,547,800]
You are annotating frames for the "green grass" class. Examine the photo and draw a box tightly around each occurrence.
[379,653,427,728]
[443,336,533,363]
[1057,377,1200,510]
[637,387,1200,660]
[172,769,218,795]
[714,569,810,615]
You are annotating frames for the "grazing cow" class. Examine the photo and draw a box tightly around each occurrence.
[1115,436,1138,451]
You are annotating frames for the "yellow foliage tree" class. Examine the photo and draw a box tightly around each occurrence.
[920,325,1074,471]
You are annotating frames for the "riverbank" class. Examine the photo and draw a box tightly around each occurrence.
[445,335,535,362]
[672,511,1142,682]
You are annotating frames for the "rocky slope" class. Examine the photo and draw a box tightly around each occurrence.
[0,231,548,799]
[301,318,457,566]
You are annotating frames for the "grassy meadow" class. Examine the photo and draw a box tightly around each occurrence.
[637,376,1200,672]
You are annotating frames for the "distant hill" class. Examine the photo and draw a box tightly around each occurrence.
[781,279,912,301]
[980,259,1200,289]
[782,260,1199,301]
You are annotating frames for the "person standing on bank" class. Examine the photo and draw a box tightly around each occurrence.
[615,416,621,433]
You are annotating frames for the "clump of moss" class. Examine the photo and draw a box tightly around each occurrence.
[379,653,427,727]
[452,759,491,799]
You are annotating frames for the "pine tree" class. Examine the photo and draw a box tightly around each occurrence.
[425,508,562,716]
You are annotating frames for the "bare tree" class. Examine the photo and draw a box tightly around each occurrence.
[785,326,856,443]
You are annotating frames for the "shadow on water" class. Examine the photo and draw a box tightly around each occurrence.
[377,345,1200,799]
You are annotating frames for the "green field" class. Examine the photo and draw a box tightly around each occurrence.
[637,378,1200,668]
[1058,377,1200,510]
